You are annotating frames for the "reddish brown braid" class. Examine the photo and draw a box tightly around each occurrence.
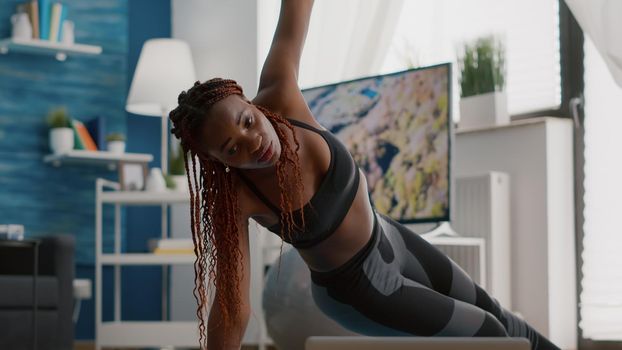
[169,78,306,349]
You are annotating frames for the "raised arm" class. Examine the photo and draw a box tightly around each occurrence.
[258,0,314,91]
[207,215,252,350]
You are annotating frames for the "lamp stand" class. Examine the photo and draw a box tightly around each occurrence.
[160,106,169,321]
[161,106,168,175]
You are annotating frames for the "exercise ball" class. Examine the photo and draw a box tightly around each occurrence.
[262,246,358,350]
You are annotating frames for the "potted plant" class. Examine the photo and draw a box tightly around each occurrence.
[458,35,508,129]
[106,132,126,154]
[168,140,188,193]
[46,107,74,154]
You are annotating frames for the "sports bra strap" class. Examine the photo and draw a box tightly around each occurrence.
[236,171,281,215]
[286,118,324,134]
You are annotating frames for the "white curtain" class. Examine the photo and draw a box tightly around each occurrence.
[565,0,622,88]
[580,36,622,341]
[563,0,622,341]
[258,0,405,90]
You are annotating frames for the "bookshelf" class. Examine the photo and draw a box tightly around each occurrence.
[94,178,196,350]
[0,38,102,61]
[43,150,152,170]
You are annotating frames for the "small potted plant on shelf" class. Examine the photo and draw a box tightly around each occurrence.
[168,139,188,193]
[46,106,74,155]
[458,35,508,130]
[106,132,126,154]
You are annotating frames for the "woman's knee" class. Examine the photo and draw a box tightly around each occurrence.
[473,311,509,336]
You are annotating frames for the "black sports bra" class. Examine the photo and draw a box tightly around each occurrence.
[237,118,360,249]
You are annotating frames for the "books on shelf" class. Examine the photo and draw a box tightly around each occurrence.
[15,0,67,42]
[148,238,194,255]
[49,2,66,42]
[71,118,98,151]
[39,0,51,40]
[0,224,25,241]
[85,116,106,150]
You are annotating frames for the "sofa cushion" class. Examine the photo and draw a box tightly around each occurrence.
[0,276,58,308]
[0,309,59,350]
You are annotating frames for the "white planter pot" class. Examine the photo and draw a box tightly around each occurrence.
[171,175,188,193]
[145,167,167,192]
[107,141,126,154]
[49,127,74,155]
[459,91,509,130]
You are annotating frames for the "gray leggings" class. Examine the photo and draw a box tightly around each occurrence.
[309,211,559,350]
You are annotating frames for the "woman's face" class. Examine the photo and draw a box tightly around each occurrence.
[199,95,282,169]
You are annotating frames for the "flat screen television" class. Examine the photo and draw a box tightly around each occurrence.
[301,63,452,224]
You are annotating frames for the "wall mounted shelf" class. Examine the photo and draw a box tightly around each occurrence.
[43,150,152,170]
[0,38,102,61]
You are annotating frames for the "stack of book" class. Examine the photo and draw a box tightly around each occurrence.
[71,118,98,151]
[15,0,68,42]
[0,224,25,241]
[57,116,105,152]
[147,238,194,255]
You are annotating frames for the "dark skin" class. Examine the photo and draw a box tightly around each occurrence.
[203,1,374,348]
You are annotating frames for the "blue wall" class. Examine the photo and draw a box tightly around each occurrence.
[121,0,172,329]
[0,0,171,341]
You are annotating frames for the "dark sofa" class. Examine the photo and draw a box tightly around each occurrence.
[0,234,75,350]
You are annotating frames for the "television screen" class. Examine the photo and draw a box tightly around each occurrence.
[302,63,452,224]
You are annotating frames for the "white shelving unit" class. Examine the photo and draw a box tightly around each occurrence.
[0,38,102,61]
[94,178,196,350]
[44,150,153,170]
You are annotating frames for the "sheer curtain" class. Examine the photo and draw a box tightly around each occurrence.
[258,0,405,90]
[579,36,622,341]
[563,0,622,340]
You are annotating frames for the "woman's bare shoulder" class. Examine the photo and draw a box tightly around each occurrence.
[252,82,325,130]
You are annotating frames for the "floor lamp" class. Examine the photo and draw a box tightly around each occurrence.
[126,38,196,174]
[125,38,196,322]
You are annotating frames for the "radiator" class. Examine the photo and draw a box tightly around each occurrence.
[425,235,487,287]
[453,171,511,309]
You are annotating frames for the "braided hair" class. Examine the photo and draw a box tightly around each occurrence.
[169,78,306,348]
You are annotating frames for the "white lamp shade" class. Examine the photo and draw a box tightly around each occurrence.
[126,38,197,116]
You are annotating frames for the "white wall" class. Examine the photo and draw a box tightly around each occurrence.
[172,0,259,94]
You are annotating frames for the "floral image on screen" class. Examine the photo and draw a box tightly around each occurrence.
[302,64,451,223]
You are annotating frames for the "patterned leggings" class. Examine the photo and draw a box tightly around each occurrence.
[309,211,560,350]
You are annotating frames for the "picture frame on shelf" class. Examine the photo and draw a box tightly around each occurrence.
[118,161,147,191]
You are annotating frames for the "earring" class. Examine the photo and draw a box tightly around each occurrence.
[225,165,230,173]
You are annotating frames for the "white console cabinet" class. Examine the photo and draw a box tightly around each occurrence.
[454,117,577,350]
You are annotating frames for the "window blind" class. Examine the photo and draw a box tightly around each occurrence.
[381,0,561,118]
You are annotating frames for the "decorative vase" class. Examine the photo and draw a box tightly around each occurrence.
[61,21,74,45]
[11,13,32,40]
[458,91,509,130]
[107,141,125,154]
[145,167,167,192]
[49,127,74,154]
